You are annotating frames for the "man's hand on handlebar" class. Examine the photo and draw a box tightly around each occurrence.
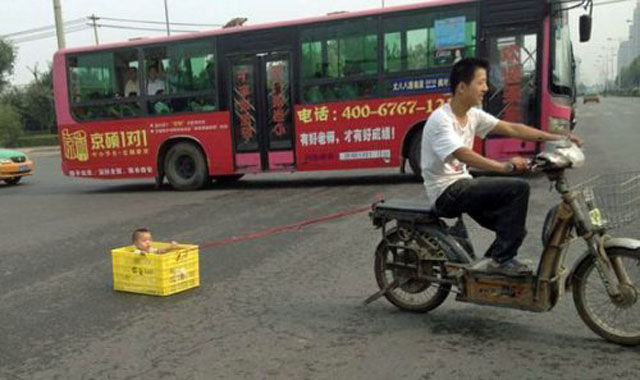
[566,132,583,147]
[502,156,529,174]
[509,156,530,173]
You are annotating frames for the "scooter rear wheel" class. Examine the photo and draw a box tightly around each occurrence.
[573,248,640,346]
[374,229,450,313]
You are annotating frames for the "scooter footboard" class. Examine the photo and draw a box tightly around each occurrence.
[449,268,553,312]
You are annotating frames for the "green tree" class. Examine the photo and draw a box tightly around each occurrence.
[620,56,640,91]
[0,86,24,110]
[22,65,57,133]
[0,103,23,147]
[0,64,57,134]
[577,82,587,96]
[0,38,16,93]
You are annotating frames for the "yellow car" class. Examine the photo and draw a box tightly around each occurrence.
[583,92,600,104]
[0,149,35,185]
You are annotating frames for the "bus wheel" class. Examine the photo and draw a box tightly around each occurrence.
[164,142,208,191]
[408,132,423,181]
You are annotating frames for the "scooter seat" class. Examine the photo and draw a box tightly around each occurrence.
[374,199,435,215]
[371,199,440,225]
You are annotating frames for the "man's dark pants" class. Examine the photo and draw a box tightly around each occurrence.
[435,177,530,263]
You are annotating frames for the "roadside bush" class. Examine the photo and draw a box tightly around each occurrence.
[16,133,59,147]
[0,103,23,147]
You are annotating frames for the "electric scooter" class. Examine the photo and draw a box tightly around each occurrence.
[366,141,640,346]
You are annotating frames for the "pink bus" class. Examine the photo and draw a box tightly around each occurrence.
[52,0,590,190]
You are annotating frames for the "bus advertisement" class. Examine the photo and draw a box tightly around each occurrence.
[53,0,591,190]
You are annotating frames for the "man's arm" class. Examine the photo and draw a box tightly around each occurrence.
[452,147,524,173]
[491,120,582,145]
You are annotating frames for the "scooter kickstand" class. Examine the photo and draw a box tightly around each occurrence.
[363,279,411,305]
[364,280,399,305]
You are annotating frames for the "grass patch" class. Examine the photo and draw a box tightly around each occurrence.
[15,134,59,147]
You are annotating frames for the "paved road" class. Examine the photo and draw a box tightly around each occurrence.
[1,97,639,379]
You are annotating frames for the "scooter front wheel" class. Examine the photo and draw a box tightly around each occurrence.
[374,230,451,313]
[573,248,640,346]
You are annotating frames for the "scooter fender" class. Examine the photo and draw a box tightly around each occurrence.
[414,224,475,264]
[564,237,640,291]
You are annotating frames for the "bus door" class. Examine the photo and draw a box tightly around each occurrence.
[482,26,540,159]
[229,52,294,172]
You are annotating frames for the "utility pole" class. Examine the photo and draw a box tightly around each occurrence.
[164,0,171,36]
[89,14,99,45]
[53,0,66,49]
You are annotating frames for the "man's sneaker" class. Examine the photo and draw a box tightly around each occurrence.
[487,258,532,276]
[470,257,493,271]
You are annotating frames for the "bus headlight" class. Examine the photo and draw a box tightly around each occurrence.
[548,117,570,134]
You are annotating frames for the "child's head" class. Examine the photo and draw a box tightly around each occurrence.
[132,228,153,252]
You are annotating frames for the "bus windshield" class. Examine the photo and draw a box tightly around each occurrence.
[551,11,573,96]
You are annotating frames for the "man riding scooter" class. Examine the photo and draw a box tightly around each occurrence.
[422,57,582,275]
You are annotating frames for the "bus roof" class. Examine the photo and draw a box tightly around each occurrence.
[57,0,474,55]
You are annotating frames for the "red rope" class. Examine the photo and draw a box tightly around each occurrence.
[199,193,384,250]
[200,205,371,250]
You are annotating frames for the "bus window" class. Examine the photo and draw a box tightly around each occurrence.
[68,49,142,121]
[383,12,433,73]
[326,39,340,78]
[428,18,476,68]
[382,9,476,75]
[301,41,323,79]
[384,31,402,73]
[486,34,538,125]
[142,40,217,115]
[300,18,378,103]
[328,34,377,78]
[407,28,429,71]
[550,11,573,96]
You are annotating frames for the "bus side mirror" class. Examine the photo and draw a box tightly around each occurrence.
[579,15,592,42]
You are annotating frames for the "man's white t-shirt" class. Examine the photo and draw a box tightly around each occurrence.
[124,80,140,97]
[147,79,165,95]
[421,103,499,209]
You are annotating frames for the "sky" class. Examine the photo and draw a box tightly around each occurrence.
[0,0,637,86]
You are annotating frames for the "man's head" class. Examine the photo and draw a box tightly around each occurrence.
[127,67,137,81]
[132,228,153,251]
[449,57,490,107]
[148,65,158,80]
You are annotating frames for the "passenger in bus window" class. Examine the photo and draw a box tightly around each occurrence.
[313,63,323,78]
[304,86,323,103]
[147,63,166,95]
[69,71,80,99]
[124,67,140,97]
[453,48,463,64]
[165,59,184,94]
[205,60,217,88]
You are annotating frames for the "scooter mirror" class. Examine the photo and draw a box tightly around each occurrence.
[579,15,592,43]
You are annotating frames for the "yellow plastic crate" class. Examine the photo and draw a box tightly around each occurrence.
[111,243,200,296]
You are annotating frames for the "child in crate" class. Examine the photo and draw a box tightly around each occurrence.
[132,228,179,254]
